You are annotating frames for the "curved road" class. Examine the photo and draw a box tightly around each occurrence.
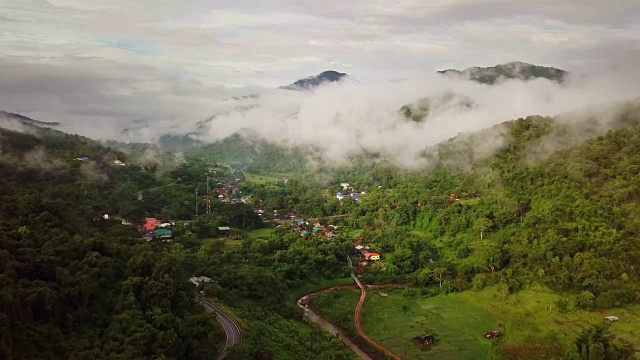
[351,273,402,360]
[201,298,242,359]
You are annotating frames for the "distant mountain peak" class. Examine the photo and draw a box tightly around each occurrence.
[437,62,568,84]
[281,70,348,90]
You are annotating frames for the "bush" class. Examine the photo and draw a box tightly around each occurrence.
[575,291,595,310]
[472,274,486,291]
[403,287,418,298]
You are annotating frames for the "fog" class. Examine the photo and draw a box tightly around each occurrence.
[1,59,639,167]
[187,65,640,165]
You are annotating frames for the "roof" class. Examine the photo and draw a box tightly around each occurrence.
[154,228,172,236]
[218,226,231,231]
[365,252,380,258]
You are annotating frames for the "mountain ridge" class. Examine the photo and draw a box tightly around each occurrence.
[438,61,568,84]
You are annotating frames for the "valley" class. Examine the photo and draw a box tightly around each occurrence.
[2,67,640,360]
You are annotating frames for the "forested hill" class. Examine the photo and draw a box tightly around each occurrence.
[437,61,568,84]
[329,99,640,307]
[186,133,311,173]
[0,127,224,359]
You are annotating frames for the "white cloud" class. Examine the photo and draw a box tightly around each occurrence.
[0,0,638,144]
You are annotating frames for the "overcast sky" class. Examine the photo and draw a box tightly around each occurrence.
[0,0,639,131]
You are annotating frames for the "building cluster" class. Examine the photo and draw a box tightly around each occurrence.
[141,217,174,242]
[336,183,366,203]
[290,220,337,239]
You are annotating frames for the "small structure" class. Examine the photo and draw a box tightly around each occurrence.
[218,226,231,231]
[483,330,502,339]
[414,334,434,347]
[450,193,457,199]
[154,228,173,240]
[74,156,89,161]
[144,217,160,231]
[113,159,125,166]
[363,252,381,261]
[605,316,619,322]
[190,276,212,287]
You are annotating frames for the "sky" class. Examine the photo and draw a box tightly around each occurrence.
[0,0,639,145]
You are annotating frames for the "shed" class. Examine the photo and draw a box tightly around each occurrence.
[414,334,434,347]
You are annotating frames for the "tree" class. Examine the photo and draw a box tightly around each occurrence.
[473,217,493,240]
[433,266,450,288]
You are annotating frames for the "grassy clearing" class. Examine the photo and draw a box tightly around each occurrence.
[454,286,640,350]
[248,227,276,239]
[359,287,500,360]
[342,228,363,239]
[457,198,481,206]
[200,237,243,250]
[244,173,285,185]
[312,285,640,359]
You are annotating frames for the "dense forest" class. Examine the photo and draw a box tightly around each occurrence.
[2,98,640,359]
[0,128,228,359]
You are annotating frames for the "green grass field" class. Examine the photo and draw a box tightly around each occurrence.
[248,227,276,239]
[200,237,243,250]
[312,285,640,359]
[342,228,363,239]
[360,287,500,360]
[244,173,286,185]
[456,198,481,206]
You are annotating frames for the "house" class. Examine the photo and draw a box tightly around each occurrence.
[450,193,457,199]
[154,228,173,240]
[218,226,231,231]
[605,316,619,322]
[144,217,160,231]
[363,252,381,261]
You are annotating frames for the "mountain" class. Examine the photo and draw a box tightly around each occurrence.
[0,110,60,134]
[400,92,475,122]
[437,61,568,84]
[281,70,348,90]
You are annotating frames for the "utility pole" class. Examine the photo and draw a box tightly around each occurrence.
[195,188,198,217]
[206,175,211,214]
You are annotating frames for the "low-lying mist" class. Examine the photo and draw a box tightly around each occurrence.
[2,60,639,168]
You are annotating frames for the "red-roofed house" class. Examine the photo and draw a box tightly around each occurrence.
[144,218,161,231]
[363,252,381,261]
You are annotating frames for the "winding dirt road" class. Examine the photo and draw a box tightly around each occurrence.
[351,273,403,360]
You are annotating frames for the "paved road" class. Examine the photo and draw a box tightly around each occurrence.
[201,298,242,360]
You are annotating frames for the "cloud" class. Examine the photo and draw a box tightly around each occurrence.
[0,0,638,160]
